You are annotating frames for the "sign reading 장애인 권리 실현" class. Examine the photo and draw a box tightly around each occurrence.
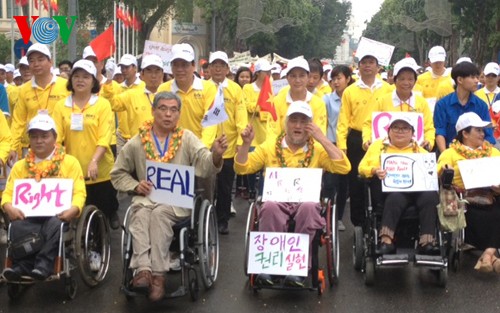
[381,153,438,192]
[13,178,73,217]
[145,160,195,209]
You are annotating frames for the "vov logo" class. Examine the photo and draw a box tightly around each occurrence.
[14,16,77,45]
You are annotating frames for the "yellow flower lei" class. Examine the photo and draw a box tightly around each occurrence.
[25,144,65,182]
[275,132,314,168]
[450,139,492,159]
[139,120,183,162]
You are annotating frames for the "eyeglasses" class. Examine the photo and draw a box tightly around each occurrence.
[390,126,412,133]
[156,106,179,113]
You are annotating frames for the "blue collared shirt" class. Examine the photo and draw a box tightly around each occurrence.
[324,91,342,143]
[434,91,495,146]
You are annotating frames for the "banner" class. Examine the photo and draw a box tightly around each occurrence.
[262,168,322,202]
[356,37,395,66]
[372,112,424,144]
[146,160,195,209]
[458,157,500,189]
[143,40,173,70]
[381,153,438,192]
[247,232,309,277]
[13,179,73,217]
[272,78,289,95]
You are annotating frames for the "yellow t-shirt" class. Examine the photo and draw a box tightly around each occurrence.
[475,87,500,108]
[317,80,332,97]
[6,84,19,120]
[0,111,10,163]
[52,95,114,185]
[11,76,70,150]
[416,70,451,99]
[436,78,455,100]
[111,88,154,138]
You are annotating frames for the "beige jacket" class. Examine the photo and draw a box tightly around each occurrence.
[110,129,221,216]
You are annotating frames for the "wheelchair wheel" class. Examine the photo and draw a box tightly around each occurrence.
[76,205,111,287]
[188,268,199,301]
[364,257,375,286]
[353,226,364,271]
[198,200,219,289]
[65,276,78,300]
[7,283,22,300]
[244,202,258,276]
[437,268,448,287]
[121,206,135,294]
[325,199,339,286]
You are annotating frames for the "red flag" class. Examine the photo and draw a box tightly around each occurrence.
[42,0,48,11]
[89,24,116,62]
[50,0,58,12]
[16,0,29,6]
[132,13,142,31]
[33,0,38,10]
[116,4,125,21]
[257,75,277,121]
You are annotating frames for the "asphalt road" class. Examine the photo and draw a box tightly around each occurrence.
[1,196,500,313]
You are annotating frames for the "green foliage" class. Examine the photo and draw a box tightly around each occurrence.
[0,34,12,64]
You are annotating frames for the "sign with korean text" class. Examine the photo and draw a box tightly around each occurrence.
[248,232,309,277]
[372,112,424,144]
[143,40,172,71]
[381,153,438,192]
[146,160,195,209]
[272,78,289,95]
[457,157,500,189]
[356,37,395,66]
[13,179,73,217]
[262,168,322,203]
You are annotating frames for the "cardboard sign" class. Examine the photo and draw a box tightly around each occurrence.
[247,232,309,277]
[381,153,438,192]
[262,168,322,203]
[356,37,395,66]
[372,111,424,144]
[13,179,73,217]
[272,78,289,95]
[143,40,172,71]
[457,157,500,189]
[146,160,195,209]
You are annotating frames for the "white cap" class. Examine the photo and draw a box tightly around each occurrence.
[428,46,446,63]
[357,53,378,63]
[4,63,15,73]
[19,56,29,67]
[0,64,5,72]
[26,43,51,59]
[71,59,97,78]
[286,57,309,73]
[456,57,472,64]
[254,59,272,72]
[484,62,499,76]
[492,100,500,114]
[113,66,122,77]
[141,54,164,70]
[389,115,413,129]
[286,100,313,118]
[271,64,281,75]
[171,43,195,62]
[381,72,388,80]
[393,57,420,76]
[82,46,97,59]
[52,68,60,76]
[455,112,492,132]
[118,54,138,67]
[13,69,21,79]
[209,51,229,64]
[323,64,333,73]
[28,113,56,132]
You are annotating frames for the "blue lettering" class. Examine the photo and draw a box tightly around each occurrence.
[171,169,186,194]
[157,168,172,191]
[146,166,157,189]
[185,170,194,198]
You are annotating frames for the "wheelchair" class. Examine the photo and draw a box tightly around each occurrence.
[120,194,219,301]
[244,197,339,295]
[0,205,111,300]
[352,178,449,287]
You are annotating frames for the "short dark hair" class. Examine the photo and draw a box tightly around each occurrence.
[455,126,472,143]
[330,65,354,86]
[66,69,101,94]
[153,91,182,110]
[394,67,417,82]
[58,60,73,68]
[451,62,479,85]
[235,66,252,86]
[308,58,323,76]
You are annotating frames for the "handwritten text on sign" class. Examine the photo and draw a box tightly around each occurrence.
[13,179,73,217]
[248,232,309,277]
[146,160,195,209]
[381,153,438,192]
[457,156,500,189]
[262,168,322,203]
[372,112,424,144]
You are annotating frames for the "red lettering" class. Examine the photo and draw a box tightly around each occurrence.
[14,16,39,44]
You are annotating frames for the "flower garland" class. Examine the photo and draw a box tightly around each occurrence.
[139,120,183,162]
[25,144,65,182]
[450,139,492,159]
[275,132,314,168]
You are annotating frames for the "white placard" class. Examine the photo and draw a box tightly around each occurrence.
[356,37,395,66]
[143,40,173,71]
[372,112,424,144]
[248,231,309,277]
[457,157,500,189]
[146,160,195,209]
[13,179,73,217]
[272,78,289,95]
[262,168,322,203]
[381,153,438,192]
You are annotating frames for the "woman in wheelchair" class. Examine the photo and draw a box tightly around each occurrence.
[235,101,351,287]
[1,114,86,281]
[437,112,500,273]
[359,116,439,255]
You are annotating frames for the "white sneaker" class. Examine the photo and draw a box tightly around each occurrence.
[230,203,236,216]
[169,257,181,271]
[338,221,346,231]
[88,251,102,272]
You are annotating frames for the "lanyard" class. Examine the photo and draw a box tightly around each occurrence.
[145,92,153,106]
[34,84,54,110]
[152,131,170,157]
[486,93,496,106]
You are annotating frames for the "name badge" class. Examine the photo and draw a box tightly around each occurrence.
[70,113,84,131]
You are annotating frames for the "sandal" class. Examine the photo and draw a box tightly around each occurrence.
[474,254,494,273]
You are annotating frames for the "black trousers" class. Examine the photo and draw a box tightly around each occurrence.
[346,130,366,227]
[215,158,235,226]
[322,171,348,220]
[86,180,119,218]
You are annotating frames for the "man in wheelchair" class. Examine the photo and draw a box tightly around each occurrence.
[1,114,86,281]
[235,100,351,287]
[110,92,227,301]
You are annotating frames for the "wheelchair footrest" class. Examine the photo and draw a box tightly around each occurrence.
[376,254,410,267]
[414,254,447,268]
